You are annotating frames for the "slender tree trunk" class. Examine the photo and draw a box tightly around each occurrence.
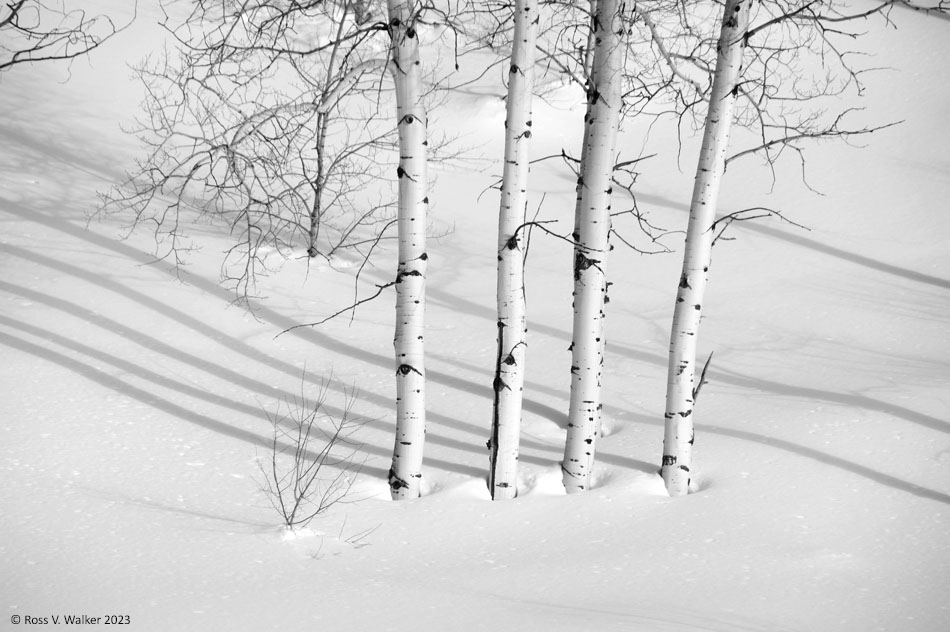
[582,0,598,84]
[661,0,750,497]
[308,110,328,258]
[488,0,539,500]
[561,0,622,494]
[573,0,597,244]
[387,0,428,500]
[309,10,349,258]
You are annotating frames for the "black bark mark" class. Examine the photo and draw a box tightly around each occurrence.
[388,467,409,492]
[396,165,417,182]
[396,269,422,283]
[396,363,423,377]
[574,251,599,281]
[488,318,506,492]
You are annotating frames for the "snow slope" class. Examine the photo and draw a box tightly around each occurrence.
[2,2,948,631]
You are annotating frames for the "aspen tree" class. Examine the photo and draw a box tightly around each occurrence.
[102,1,395,298]
[488,0,539,500]
[387,0,429,500]
[661,0,750,496]
[561,0,623,494]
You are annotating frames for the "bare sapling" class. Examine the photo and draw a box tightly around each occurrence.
[258,376,365,530]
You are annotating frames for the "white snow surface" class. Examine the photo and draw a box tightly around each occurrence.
[2,3,948,631]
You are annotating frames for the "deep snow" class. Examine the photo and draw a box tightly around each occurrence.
[2,2,948,631]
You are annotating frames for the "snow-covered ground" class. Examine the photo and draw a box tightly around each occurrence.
[2,3,948,631]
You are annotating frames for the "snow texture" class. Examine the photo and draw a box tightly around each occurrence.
[1,2,948,630]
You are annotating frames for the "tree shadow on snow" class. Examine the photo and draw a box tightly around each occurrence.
[419,259,949,436]
[2,199,945,500]
[632,189,950,291]
[706,425,950,504]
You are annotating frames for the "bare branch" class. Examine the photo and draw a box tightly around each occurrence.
[725,117,902,168]
[0,0,137,73]
[692,351,714,402]
[710,206,811,246]
[277,280,396,337]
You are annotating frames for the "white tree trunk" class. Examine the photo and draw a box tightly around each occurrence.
[387,0,428,500]
[661,0,750,497]
[561,0,622,494]
[488,0,539,500]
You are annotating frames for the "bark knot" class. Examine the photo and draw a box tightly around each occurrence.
[388,467,409,491]
[574,252,600,281]
[396,363,422,377]
[396,269,423,283]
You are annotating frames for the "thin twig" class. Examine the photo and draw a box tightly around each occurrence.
[276,281,396,337]
[692,351,714,402]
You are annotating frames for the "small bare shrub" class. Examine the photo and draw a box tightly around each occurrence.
[258,376,364,529]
